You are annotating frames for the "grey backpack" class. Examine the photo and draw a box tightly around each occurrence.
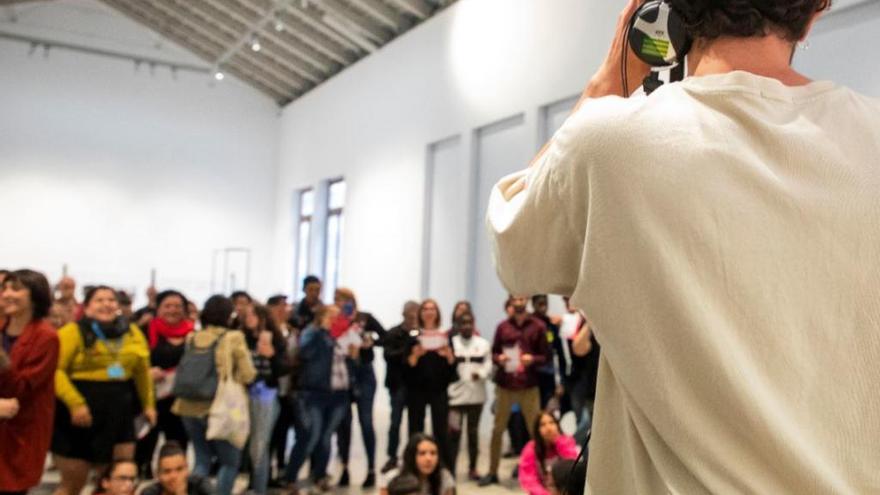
[172,331,225,401]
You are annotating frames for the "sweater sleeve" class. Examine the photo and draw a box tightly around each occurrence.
[530,323,551,366]
[556,435,580,460]
[518,441,550,495]
[366,313,386,341]
[0,325,58,401]
[231,333,257,385]
[485,116,588,298]
[55,323,87,410]
[268,336,289,382]
[491,325,504,364]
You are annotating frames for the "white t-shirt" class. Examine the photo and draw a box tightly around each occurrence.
[487,71,880,494]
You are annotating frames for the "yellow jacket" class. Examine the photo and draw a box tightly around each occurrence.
[55,321,154,412]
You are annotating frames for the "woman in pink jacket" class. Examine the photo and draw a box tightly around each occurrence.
[519,412,579,495]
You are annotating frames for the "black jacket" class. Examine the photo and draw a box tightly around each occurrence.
[382,323,412,390]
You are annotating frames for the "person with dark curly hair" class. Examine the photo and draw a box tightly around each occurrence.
[489,0,880,493]
[0,269,59,495]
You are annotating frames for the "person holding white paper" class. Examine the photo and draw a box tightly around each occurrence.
[480,295,551,487]
[405,299,457,470]
[448,312,492,480]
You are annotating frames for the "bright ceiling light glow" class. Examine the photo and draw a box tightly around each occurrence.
[449,0,529,109]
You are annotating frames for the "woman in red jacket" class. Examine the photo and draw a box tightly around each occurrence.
[0,269,60,495]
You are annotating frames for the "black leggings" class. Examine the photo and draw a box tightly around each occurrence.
[448,404,483,472]
[407,390,453,470]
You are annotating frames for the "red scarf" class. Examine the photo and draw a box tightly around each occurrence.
[148,317,195,348]
[329,314,352,340]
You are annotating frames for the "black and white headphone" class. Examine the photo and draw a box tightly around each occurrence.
[625,0,692,95]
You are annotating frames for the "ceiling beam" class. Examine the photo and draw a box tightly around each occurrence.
[101,0,294,102]
[348,0,406,31]
[231,0,342,74]
[283,1,363,54]
[271,8,356,65]
[183,0,324,84]
[0,0,50,5]
[319,0,393,44]
[148,0,312,90]
[385,0,433,20]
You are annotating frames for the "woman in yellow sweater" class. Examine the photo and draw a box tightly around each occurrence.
[53,286,156,495]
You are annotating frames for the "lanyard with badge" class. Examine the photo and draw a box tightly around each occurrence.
[91,321,126,379]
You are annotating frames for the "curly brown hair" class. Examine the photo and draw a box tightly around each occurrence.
[669,0,832,42]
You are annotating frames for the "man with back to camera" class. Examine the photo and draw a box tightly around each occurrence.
[141,441,213,495]
[487,0,880,493]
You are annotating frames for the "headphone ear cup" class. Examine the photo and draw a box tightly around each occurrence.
[628,0,691,67]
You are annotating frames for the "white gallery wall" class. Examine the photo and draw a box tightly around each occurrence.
[272,0,880,328]
[0,0,280,306]
[272,0,627,328]
[1,0,876,321]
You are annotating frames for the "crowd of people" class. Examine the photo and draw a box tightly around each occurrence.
[0,268,597,495]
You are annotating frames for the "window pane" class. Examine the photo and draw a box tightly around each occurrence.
[297,220,310,291]
[328,180,346,210]
[336,212,344,282]
[323,213,340,301]
[300,189,314,217]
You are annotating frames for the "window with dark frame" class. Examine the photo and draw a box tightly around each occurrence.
[295,188,314,298]
[323,179,345,301]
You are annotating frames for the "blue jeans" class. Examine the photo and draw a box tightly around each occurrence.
[181,416,242,495]
[248,387,280,494]
[284,390,349,483]
[386,385,407,460]
[337,367,377,471]
[569,378,594,445]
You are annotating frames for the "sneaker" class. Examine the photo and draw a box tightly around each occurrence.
[380,458,398,474]
[362,472,376,488]
[478,474,499,487]
[338,469,350,487]
[468,470,481,481]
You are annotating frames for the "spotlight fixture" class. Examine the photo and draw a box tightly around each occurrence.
[250,38,261,52]
[214,71,225,81]
[274,20,284,32]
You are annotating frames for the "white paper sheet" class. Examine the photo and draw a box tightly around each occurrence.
[419,332,447,351]
[559,312,583,340]
[503,344,521,373]
[336,328,363,350]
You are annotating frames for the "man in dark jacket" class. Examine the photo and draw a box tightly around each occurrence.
[380,300,420,473]
[290,275,323,329]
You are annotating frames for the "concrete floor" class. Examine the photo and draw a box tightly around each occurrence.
[34,383,574,494]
